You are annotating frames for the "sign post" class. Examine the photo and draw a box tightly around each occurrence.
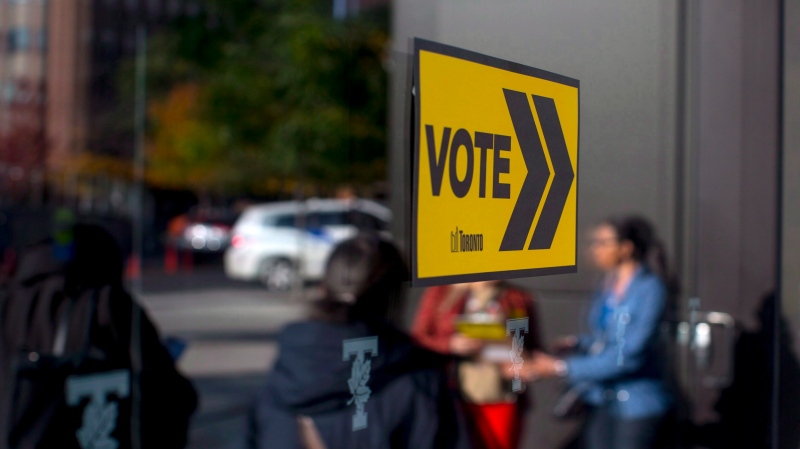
[412,39,580,286]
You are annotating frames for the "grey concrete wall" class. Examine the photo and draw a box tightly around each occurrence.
[693,0,781,331]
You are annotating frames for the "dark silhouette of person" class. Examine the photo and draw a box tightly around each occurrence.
[702,292,800,449]
[0,223,197,449]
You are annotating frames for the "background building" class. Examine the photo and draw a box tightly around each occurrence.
[1,0,199,205]
[0,0,48,199]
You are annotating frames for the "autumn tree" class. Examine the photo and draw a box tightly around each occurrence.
[139,0,389,196]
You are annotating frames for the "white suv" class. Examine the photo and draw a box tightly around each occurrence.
[223,199,391,290]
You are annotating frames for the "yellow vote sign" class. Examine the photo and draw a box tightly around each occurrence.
[412,39,579,286]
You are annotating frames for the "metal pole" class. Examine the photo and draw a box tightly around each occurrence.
[133,28,147,296]
[131,24,147,449]
[773,1,786,447]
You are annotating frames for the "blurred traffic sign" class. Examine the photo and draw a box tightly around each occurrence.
[412,39,579,286]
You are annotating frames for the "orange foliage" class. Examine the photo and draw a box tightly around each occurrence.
[146,83,231,192]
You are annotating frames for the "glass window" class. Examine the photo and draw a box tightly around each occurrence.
[122,34,136,51]
[101,29,116,46]
[1,83,15,103]
[38,30,47,51]
[2,1,792,448]
[167,0,180,16]
[148,0,160,17]
[7,28,30,53]
[186,1,200,16]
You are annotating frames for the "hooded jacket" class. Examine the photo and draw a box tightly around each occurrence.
[247,319,471,449]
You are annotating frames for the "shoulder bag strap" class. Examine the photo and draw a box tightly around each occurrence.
[53,288,100,358]
[51,298,73,357]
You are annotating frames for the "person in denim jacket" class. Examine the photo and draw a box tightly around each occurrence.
[530,216,675,449]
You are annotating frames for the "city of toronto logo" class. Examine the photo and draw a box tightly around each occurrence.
[450,227,484,253]
[343,336,378,431]
[66,370,130,449]
[507,318,529,392]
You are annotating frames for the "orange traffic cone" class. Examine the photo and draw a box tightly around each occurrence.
[165,245,178,274]
[126,254,141,280]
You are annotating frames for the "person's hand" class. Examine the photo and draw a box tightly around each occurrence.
[449,334,484,356]
[503,358,539,382]
[501,360,516,380]
[552,336,579,355]
[528,351,561,379]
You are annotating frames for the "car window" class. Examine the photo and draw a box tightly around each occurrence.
[306,211,346,228]
[273,214,296,228]
[348,210,386,231]
[320,212,346,226]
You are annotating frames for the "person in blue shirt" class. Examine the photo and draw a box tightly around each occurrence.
[529,216,676,449]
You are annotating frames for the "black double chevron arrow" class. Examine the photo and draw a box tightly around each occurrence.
[499,89,575,251]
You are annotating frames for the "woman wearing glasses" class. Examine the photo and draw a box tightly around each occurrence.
[530,216,676,449]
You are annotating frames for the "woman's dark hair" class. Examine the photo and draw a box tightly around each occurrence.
[66,223,125,290]
[602,216,680,300]
[312,234,409,324]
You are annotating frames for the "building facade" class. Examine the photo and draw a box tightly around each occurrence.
[0,0,48,188]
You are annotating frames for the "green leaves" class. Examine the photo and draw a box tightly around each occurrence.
[140,0,389,195]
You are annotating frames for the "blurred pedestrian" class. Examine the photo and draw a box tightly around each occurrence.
[247,234,470,449]
[165,213,192,274]
[411,281,542,449]
[529,216,674,449]
[0,222,197,449]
